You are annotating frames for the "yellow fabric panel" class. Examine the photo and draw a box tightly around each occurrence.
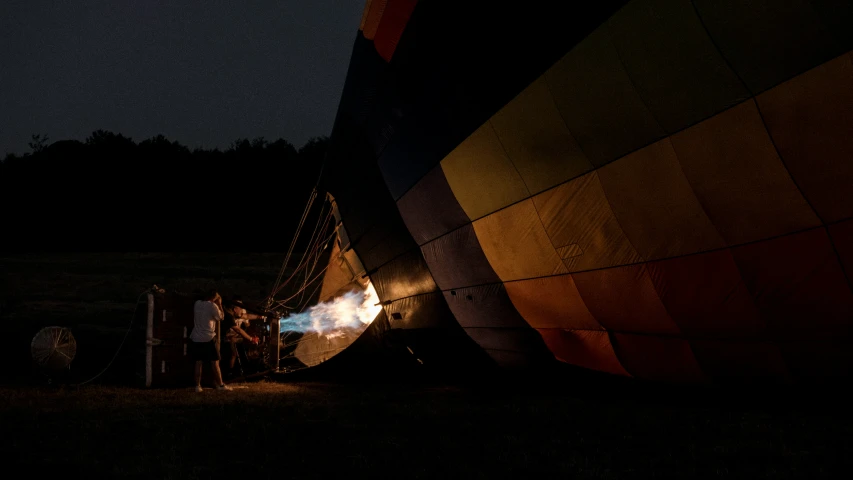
[545,26,665,167]
[472,199,568,281]
[533,172,643,272]
[597,138,726,261]
[489,76,593,195]
[756,52,853,223]
[361,0,387,40]
[670,101,821,246]
[359,0,374,30]
[440,123,530,220]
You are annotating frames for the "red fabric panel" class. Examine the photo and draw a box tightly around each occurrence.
[373,0,418,62]
[647,249,765,338]
[610,333,709,384]
[572,264,681,335]
[537,329,630,377]
[777,338,853,382]
[689,340,790,384]
[828,219,853,282]
[731,228,853,338]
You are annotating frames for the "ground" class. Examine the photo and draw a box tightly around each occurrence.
[3,253,852,477]
[1,379,851,479]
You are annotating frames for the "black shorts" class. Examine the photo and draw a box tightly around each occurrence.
[189,339,220,362]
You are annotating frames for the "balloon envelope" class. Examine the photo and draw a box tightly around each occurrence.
[319,0,853,384]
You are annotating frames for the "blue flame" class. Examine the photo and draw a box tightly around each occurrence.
[277,287,380,336]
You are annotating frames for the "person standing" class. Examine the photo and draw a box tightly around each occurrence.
[223,298,263,378]
[189,289,231,392]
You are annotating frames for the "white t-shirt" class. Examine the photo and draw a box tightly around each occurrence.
[190,300,224,342]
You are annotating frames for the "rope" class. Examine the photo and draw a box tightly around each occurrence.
[269,226,338,299]
[268,188,318,305]
[72,289,149,387]
[287,203,335,299]
[290,201,332,282]
[267,136,331,307]
[297,278,325,313]
[276,264,330,306]
[295,209,336,304]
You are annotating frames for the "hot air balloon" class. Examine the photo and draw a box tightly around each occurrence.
[306,0,853,385]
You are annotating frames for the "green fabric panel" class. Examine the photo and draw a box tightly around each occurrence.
[693,0,842,94]
[490,77,593,195]
[809,0,853,52]
[545,26,665,167]
[606,0,751,133]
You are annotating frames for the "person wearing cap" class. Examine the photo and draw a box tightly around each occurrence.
[223,297,265,377]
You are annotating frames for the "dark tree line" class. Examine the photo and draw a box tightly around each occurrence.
[1,132,330,250]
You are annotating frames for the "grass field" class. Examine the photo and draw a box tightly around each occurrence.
[3,253,852,478]
[1,252,287,384]
[1,379,851,479]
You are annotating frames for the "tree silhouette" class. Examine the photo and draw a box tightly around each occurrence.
[1,131,331,249]
[27,134,49,154]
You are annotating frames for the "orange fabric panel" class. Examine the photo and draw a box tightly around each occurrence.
[489,77,593,195]
[647,249,765,338]
[472,200,568,281]
[359,0,374,30]
[572,263,681,335]
[440,123,530,220]
[756,52,853,223]
[689,340,790,384]
[731,228,853,336]
[610,333,709,384]
[597,138,726,260]
[537,329,630,377]
[670,100,821,245]
[504,275,602,330]
[829,219,853,280]
[361,0,388,40]
[373,0,418,62]
[533,172,643,272]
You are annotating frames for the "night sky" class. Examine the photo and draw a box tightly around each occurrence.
[0,0,365,155]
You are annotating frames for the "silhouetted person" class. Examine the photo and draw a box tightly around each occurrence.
[189,290,231,392]
[223,297,265,378]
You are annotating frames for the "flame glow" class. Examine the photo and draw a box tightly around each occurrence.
[279,281,382,338]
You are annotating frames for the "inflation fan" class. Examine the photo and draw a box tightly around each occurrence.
[31,327,77,379]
